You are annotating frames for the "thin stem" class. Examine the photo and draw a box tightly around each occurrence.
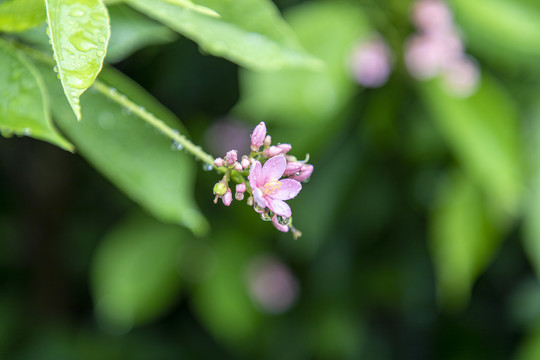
[9,38,216,167]
[92,80,215,166]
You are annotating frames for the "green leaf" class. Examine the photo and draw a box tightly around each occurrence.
[45,0,110,120]
[430,171,500,310]
[191,229,262,345]
[162,0,218,18]
[0,0,45,32]
[91,211,188,333]
[106,3,177,63]
[419,74,524,217]
[0,40,73,150]
[126,0,322,71]
[35,62,209,236]
[449,0,540,68]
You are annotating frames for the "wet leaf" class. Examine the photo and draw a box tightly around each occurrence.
[92,211,188,332]
[126,0,322,71]
[0,0,45,32]
[0,40,72,150]
[36,62,209,236]
[45,0,110,120]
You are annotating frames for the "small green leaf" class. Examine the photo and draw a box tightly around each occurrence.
[430,172,500,310]
[0,0,45,32]
[92,211,188,333]
[0,40,72,150]
[420,74,524,217]
[126,0,322,71]
[45,0,110,120]
[36,62,209,236]
[106,3,177,63]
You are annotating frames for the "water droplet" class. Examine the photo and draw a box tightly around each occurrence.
[69,54,75,59]
[109,88,118,96]
[22,127,32,136]
[122,106,132,115]
[260,212,272,221]
[70,9,85,17]
[97,50,105,57]
[53,65,58,73]
[171,141,184,151]
[202,164,213,171]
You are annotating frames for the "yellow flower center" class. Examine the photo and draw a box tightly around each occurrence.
[263,180,281,196]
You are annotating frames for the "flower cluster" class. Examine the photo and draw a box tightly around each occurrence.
[405,0,479,97]
[349,35,393,88]
[212,122,313,238]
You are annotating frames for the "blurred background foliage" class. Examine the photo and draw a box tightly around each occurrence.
[2,0,540,358]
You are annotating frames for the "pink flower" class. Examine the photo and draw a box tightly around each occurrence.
[222,188,233,206]
[248,155,302,218]
[250,122,266,150]
[225,150,238,165]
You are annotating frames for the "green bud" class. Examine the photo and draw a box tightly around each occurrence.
[213,181,227,196]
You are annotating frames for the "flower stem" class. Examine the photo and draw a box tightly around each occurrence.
[91,80,215,166]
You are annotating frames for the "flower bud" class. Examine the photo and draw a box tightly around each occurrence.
[241,156,251,169]
[222,188,233,206]
[236,183,247,193]
[214,157,225,167]
[247,196,254,206]
[213,181,228,196]
[290,164,314,182]
[233,162,243,171]
[263,135,272,147]
[262,146,283,158]
[225,150,238,165]
[276,143,292,154]
[283,161,303,176]
[250,122,266,150]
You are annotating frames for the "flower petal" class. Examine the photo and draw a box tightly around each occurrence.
[271,179,302,200]
[253,188,267,208]
[267,199,291,217]
[262,155,286,183]
[248,160,263,189]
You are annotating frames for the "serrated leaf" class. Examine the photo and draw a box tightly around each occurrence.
[0,0,45,32]
[92,211,189,332]
[0,40,72,150]
[106,3,177,63]
[420,75,524,217]
[35,62,209,236]
[45,0,110,120]
[430,172,500,310]
[126,0,322,71]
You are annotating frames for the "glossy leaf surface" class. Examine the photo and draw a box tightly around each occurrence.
[0,0,45,32]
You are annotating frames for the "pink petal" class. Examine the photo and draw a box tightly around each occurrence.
[248,160,263,188]
[262,155,286,183]
[253,188,267,208]
[267,199,291,217]
[271,179,302,200]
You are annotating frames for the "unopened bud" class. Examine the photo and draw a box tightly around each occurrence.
[214,157,225,167]
[283,161,303,176]
[290,164,314,182]
[213,181,228,196]
[247,196,254,206]
[250,122,266,150]
[222,188,233,206]
[262,146,283,158]
[236,183,247,193]
[233,162,243,171]
[225,150,238,165]
[263,135,272,147]
[241,156,251,169]
[276,143,292,154]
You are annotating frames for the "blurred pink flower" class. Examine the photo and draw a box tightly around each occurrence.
[442,56,480,97]
[248,155,302,218]
[412,0,453,34]
[349,37,393,88]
